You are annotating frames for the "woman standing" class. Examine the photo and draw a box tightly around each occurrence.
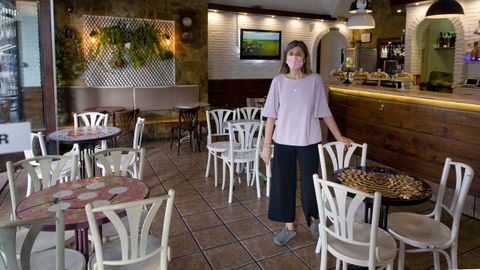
[261,40,352,246]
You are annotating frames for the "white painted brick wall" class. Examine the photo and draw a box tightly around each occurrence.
[405,0,480,84]
[208,11,351,80]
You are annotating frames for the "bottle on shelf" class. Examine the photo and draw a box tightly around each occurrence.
[472,41,479,62]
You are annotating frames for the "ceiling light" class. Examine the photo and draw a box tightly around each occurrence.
[347,13,375,29]
[270,15,275,18]
[425,0,464,19]
[396,9,402,13]
[415,2,420,5]
[349,0,373,14]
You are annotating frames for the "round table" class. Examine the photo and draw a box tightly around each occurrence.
[332,166,432,228]
[48,126,121,178]
[16,176,149,259]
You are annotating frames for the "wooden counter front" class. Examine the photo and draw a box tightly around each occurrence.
[327,84,480,195]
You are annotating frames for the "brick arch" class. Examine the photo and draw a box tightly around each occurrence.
[311,28,352,72]
[405,16,465,84]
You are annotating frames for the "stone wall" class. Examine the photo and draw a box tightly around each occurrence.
[352,0,406,48]
[54,0,208,102]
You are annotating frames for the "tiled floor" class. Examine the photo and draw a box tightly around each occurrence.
[1,140,480,270]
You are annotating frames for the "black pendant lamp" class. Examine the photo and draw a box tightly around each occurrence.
[426,0,464,19]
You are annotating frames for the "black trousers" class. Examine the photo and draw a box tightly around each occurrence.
[268,142,319,226]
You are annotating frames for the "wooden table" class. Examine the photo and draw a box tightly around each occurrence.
[48,127,121,178]
[16,176,149,259]
[332,166,432,229]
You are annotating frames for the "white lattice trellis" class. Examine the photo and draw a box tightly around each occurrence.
[83,15,175,87]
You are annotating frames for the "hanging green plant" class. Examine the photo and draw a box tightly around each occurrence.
[93,24,129,68]
[127,22,174,67]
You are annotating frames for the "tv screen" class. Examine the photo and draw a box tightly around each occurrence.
[240,29,281,60]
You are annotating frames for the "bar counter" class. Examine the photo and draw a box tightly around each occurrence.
[327,83,480,195]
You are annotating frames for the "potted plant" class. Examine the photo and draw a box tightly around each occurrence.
[95,24,129,68]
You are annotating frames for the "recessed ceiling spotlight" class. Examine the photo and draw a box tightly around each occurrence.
[242,12,248,15]
[397,9,402,13]
[296,17,300,20]
[320,19,325,22]
[415,2,420,5]
[271,15,275,18]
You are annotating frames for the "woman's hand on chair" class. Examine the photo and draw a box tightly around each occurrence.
[336,136,353,150]
[261,143,272,165]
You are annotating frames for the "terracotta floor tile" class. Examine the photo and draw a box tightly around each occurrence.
[193,225,236,250]
[257,215,286,232]
[286,225,316,250]
[183,210,223,232]
[258,252,310,270]
[168,232,200,258]
[176,198,211,216]
[234,263,262,270]
[204,242,254,270]
[205,194,240,210]
[197,185,230,198]
[172,186,203,203]
[169,252,212,270]
[227,217,269,240]
[243,198,269,216]
[216,205,254,224]
[241,232,289,260]
[293,244,337,270]
[234,188,263,203]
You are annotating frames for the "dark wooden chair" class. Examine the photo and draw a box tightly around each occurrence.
[113,109,139,143]
[170,106,200,155]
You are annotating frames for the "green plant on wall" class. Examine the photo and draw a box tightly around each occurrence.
[91,22,173,68]
[55,27,85,118]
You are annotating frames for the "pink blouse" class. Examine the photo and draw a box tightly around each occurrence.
[262,73,332,146]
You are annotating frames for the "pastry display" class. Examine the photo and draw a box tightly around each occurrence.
[392,70,413,82]
[330,67,346,79]
[369,69,390,80]
[352,68,369,80]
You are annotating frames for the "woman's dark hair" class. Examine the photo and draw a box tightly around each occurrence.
[278,40,312,74]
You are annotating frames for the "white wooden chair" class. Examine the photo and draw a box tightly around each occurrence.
[205,109,239,187]
[72,112,109,152]
[23,132,48,197]
[221,121,263,203]
[387,158,474,270]
[236,107,262,120]
[133,117,145,150]
[253,120,272,197]
[85,190,175,270]
[6,156,77,255]
[85,147,145,180]
[0,210,85,270]
[313,174,396,270]
[315,141,368,253]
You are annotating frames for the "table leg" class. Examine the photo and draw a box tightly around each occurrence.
[78,145,86,179]
[363,201,388,230]
[74,228,89,260]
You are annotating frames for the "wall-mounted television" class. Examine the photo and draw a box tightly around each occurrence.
[240,29,281,60]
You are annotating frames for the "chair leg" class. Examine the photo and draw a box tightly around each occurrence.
[170,128,174,149]
[451,244,458,270]
[433,251,440,270]
[177,129,181,155]
[386,262,393,270]
[222,161,226,190]
[315,237,321,253]
[228,162,235,203]
[266,164,271,197]
[205,151,211,178]
[255,159,261,199]
[397,241,405,270]
[213,153,218,187]
[320,245,328,270]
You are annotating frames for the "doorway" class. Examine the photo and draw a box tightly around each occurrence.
[420,19,455,92]
[317,31,347,83]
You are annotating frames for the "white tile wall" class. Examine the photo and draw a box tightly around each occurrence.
[208,11,352,80]
[405,0,480,84]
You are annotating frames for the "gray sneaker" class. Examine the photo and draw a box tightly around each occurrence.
[274,227,296,246]
[310,219,319,240]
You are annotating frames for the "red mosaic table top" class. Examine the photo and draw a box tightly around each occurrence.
[16,176,149,230]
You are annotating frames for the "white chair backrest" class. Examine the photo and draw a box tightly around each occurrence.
[236,107,262,120]
[227,121,262,163]
[23,132,47,160]
[85,147,145,180]
[73,112,108,128]
[313,174,381,269]
[0,210,65,270]
[206,109,236,144]
[319,142,367,180]
[432,157,474,240]
[7,155,79,220]
[85,190,175,270]
[133,117,145,150]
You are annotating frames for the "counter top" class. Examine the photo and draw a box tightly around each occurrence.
[327,83,480,112]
